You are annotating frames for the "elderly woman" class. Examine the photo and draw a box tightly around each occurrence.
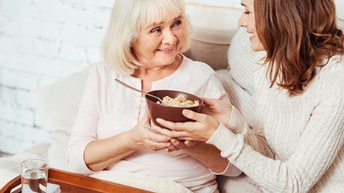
[66,0,243,192]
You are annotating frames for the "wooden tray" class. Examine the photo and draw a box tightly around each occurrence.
[1,168,152,193]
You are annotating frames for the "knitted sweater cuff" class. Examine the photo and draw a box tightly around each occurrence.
[206,123,236,154]
[228,106,247,131]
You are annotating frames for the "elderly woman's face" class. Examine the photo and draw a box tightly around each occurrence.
[239,0,264,51]
[131,16,185,67]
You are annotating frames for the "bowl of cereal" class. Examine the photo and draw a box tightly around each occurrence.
[145,90,203,128]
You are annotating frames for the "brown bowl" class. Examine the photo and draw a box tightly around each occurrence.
[145,90,203,128]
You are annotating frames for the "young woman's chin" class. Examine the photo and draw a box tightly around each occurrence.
[251,42,264,52]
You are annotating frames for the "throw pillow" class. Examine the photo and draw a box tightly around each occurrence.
[184,26,237,70]
[31,65,91,170]
[184,3,242,70]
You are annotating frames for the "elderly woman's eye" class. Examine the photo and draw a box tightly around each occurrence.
[172,20,182,28]
[150,28,162,34]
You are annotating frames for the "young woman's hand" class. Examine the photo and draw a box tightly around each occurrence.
[154,98,232,141]
[150,124,198,152]
[200,98,233,127]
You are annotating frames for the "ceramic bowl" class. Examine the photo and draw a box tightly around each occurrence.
[145,90,203,128]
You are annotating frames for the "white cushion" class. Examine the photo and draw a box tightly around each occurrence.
[185,3,242,32]
[217,174,263,193]
[91,170,192,193]
[0,170,19,189]
[31,66,91,133]
[47,131,70,170]
[31,66,91,170]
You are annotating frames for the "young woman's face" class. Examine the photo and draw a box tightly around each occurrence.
[239,0,264,51]
[131,16,185,67]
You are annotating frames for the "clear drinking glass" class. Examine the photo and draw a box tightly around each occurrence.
[21,159,49,193]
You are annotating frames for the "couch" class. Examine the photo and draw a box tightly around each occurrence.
[0,26,262,193]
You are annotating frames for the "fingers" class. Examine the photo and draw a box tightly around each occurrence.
[148,143,171,151]
[184,140,197,147]
[201,97,217,106]
[165,138,191,152]
[152,122,187,140]
[182,109,208,123]
[170,138,186,148]
[152,124,178,140]
[133,115,173,150]
[140,131,172,150]
[149,128,171,142]
[155,118,178,131]
[165,139,181,152]
[155,109,209,131]
[129,133,170,151]
[155,111,199,131]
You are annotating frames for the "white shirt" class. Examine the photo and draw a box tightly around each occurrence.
[67,55,231,193]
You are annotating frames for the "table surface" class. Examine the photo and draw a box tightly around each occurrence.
[1,168,152,193]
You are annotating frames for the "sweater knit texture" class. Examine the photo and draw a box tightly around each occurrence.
[208,54,344,193]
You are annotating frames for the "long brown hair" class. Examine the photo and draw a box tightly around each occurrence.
[255,0,344,95]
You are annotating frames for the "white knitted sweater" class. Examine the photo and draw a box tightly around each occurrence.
[209,54,344,193]
[216,27,257,128]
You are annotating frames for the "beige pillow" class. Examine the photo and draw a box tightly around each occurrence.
[184,3,242,70]
[31,66,91,170]
[184,26,238,70]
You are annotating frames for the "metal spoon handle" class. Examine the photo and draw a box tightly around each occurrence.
[115,79,146,94]
[146,93,165,104]
[115,79,165,104]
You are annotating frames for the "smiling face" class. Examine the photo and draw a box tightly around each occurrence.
[131,16,185,68]
[239,0,264,51]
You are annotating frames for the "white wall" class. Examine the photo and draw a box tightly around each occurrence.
[335,0,344,25]
[0,0,115,154]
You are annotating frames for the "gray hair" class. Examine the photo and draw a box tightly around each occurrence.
[103,0,192,74]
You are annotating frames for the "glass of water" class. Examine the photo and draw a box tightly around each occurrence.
[21,159,49,193]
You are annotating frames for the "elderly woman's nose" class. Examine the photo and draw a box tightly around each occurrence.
[162,29,177,44]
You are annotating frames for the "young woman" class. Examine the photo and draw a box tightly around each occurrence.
[156,0,344,192]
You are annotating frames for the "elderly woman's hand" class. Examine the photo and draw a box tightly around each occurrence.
[128,113,172,151]
[166,138,198,152]
[150,124,197,152]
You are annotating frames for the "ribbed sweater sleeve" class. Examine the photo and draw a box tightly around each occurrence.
[207,55,344,193]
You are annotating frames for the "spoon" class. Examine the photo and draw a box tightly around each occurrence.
[115,79,165,105]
